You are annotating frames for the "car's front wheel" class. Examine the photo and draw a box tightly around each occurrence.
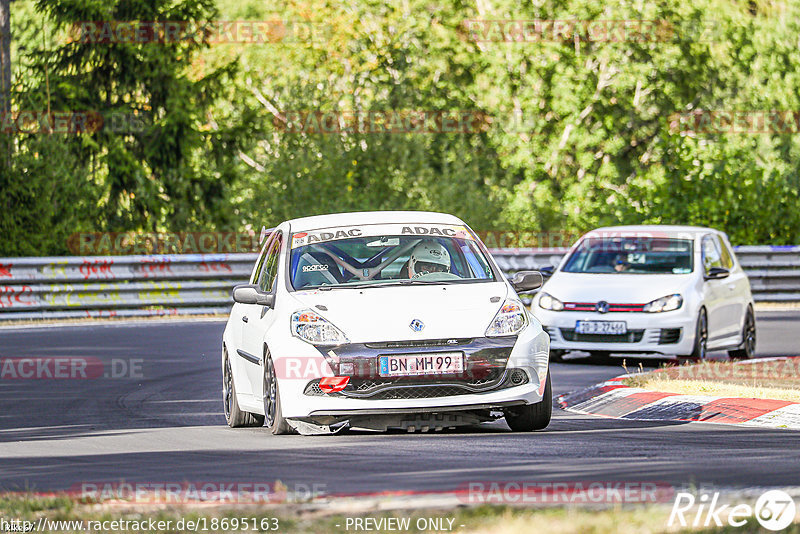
[223,347,264,428]
[728,307,756,360]
[678,308,707,365]
[504,371,552,432]
[263,354,292,435]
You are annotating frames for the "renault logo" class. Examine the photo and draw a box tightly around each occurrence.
[409,319,425,332]
[596,301,609,314]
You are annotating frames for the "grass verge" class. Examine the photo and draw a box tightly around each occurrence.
[623,358,800,402]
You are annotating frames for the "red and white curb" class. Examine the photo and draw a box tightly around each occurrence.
[557,365,800,431]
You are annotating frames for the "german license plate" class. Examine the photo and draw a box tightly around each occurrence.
[379,352,464,377]
[575,321,627,335]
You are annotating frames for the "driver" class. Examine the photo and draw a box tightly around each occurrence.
[613,253,630,272]
[407,240,451,278]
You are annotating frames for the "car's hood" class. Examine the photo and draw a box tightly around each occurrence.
[289,282,510,343]
[541,272,695,304]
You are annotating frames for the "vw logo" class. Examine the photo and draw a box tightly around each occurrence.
[596,301,609,314]
[409,319,425,332]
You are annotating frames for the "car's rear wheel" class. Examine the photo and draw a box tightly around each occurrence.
[223,348,264,428]
[678,308,707,365]
[728,307,756,360]
[263,354,292,435]
[504,371,552,432]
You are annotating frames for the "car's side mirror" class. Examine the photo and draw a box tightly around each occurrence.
[232,284,275,307]
[510,271,544,292]
[704,267,730,280]
[539,266,555,278]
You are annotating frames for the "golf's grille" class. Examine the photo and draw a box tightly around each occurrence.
[563,302,646,312]
[303,369,528,399]
[658,328,682,344]
[560,328,645,343]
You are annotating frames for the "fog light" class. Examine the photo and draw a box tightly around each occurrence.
[510,369,528,385]
[319,376,350,393]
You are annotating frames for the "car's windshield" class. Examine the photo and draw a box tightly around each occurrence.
[562,237,694,274]
[289,223,496,290]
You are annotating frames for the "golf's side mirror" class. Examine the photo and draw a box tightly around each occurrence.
[232,284,275,307]
[704,267,730,280]
[539,266,555,278]
[510,271,544,292]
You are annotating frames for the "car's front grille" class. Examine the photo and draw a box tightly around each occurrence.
[658,328,682,344]
[303,368,529,399]
[365,338,473,349]
[560,328,645,343]
[563,302,646,312]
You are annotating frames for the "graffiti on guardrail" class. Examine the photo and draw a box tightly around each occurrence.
[80,259,115,280]
[137,258,173,278]
[0,286,34,307]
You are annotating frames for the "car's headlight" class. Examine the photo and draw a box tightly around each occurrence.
[538,292,564,311]
[291,309,349,345]
[643,294,683,313]
[486,299,529,337]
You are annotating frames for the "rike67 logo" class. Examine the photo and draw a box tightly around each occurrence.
[669,489,796,531]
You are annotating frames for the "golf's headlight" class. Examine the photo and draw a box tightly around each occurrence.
[291,309,349,345]
[486,299,529,337]
[643,294,683,313]
[538,292,564,311]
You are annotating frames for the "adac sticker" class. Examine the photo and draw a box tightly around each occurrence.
[292,228,362,248]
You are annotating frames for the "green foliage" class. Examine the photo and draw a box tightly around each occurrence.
[2,0,800,256]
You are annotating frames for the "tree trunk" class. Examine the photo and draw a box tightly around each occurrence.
[0,0,10,115]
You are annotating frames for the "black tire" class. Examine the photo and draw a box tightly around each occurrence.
[678,308,707,364]
[549,349,566,363]
[504,371,552,432]
[729,307,756,360]
[223,348,264,428]
[263,355,292,435]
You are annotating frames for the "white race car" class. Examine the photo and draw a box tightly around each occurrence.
[222,211,551,434]
[532,225,756,363]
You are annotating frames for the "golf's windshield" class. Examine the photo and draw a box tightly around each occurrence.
[289,223,496,289]
[562,237,694,274]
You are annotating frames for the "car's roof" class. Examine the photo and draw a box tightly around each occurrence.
[285,211,465,232]
[584,224,720,237]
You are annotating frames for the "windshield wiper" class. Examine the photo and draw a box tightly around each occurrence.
[307,279,477,290]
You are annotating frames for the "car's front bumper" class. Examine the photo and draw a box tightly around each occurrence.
[270,324,550,420]
[533,307,696,355]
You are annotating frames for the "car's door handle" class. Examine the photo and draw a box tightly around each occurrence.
[242,316,249,323]
[727,285,736,291]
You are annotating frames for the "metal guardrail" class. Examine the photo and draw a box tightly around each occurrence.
[0,246,796,320]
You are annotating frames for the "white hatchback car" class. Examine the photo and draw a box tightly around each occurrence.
[531,226,756,363]
[222,211,551,434]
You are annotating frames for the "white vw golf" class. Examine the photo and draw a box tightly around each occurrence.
[222,211,551,434]
[532,226,756,363]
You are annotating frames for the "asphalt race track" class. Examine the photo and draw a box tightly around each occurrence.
[1,310,798,495]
